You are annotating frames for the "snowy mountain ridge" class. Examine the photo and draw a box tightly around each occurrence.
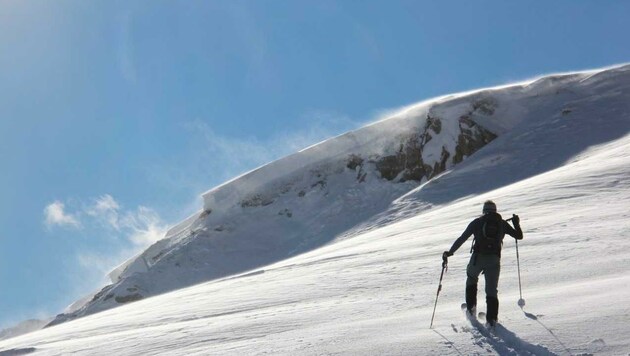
[44,63,630,336]
[2,63,630,354]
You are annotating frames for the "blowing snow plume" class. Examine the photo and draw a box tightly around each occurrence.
[49,64,630,326]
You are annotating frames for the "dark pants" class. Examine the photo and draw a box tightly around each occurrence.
[466,253,501,322]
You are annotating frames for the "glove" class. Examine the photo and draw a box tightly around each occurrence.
[442,251,453,261]
[512,214,520,226]
[442,251,452,268]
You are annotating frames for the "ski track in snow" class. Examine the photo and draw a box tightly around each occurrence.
[458,313,557,355]
[2,64,630,355]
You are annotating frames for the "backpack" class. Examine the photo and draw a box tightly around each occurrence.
[473,213,505,254]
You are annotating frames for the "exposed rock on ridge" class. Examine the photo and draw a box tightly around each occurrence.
[372,101,498,182]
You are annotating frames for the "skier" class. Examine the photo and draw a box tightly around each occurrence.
[442,200,523,326]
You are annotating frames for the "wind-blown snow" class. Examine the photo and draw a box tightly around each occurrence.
[2,64,630,355]
[0,319,51,343]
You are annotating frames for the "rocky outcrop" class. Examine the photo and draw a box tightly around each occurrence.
[370,109,497,183]
[114,293,143,304]
[453,115,497,164]
[241,194,275,208]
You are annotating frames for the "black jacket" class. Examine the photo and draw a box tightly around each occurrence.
[448,214,523,257]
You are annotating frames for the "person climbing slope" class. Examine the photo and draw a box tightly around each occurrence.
[442,200,523,326]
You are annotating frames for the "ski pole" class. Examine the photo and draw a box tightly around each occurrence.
[429,256,448,328]
[505,215,525,309]
[508,215,526,307]
[515,239,525,307]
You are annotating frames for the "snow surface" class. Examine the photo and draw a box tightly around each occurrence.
[0,320,51,342]
[2,64,630,355]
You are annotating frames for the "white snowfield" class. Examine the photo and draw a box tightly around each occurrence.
[2,64,630,355]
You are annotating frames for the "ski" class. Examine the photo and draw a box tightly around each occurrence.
[461,304,498,331]
[460,303,476,318]
[477,312,498,330]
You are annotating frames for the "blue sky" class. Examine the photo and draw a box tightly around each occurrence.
[1,0,629,328]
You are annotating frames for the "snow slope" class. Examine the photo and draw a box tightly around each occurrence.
[52,64,630,327]
[0,319,51,342]
[2,64,630,355]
